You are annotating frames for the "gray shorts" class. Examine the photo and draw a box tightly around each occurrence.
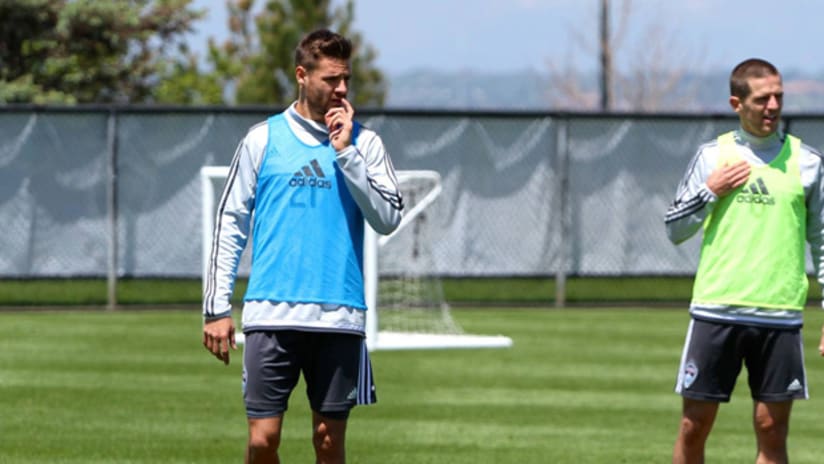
[675,318,807,402]
[242,330,376,419]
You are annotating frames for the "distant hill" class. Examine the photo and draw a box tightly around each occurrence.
[384,68,550,111]
[383,69,824,113]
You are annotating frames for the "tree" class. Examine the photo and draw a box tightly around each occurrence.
[548,0,704,112]
[208,0,386,107]
[0,0,222,104]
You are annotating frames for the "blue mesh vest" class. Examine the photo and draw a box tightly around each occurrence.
[244,114,366,309]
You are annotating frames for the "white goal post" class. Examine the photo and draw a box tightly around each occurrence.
[200,166,512,351]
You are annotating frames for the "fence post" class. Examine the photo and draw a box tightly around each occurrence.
[555,117,570,307]
[106,108,119,310]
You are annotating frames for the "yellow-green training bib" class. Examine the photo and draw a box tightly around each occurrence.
[692,131,807,310]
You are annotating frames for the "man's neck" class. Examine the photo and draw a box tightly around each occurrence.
[294,100,324,123]
[736,127,783,149]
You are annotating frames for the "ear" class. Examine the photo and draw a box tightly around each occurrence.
[729,95,741,113]
[296,66,307,86]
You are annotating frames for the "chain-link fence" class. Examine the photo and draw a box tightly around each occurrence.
[3,106,824,303]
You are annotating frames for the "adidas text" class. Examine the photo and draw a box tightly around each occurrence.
[736,193,775,205]
[289,177,332,189]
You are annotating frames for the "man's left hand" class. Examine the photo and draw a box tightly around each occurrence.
[325,98,354,152]
[819,324,824,357]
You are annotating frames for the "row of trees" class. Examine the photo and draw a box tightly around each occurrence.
[0,0,385,106]
[1,0,698,110]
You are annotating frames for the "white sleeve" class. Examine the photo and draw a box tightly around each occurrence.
[664,145,718,245]
[801,147,824,308]
[336,127,403,235]
[202,124,265,320]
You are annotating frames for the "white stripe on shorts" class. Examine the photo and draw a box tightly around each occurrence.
[357,340,377,405]
[675,319,695,395]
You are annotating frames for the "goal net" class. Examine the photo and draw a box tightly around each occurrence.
[200,166,512,351]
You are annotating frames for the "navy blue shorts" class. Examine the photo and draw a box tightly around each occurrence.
[675,319,807,402]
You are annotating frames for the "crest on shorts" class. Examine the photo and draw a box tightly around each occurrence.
[683,361,698,389]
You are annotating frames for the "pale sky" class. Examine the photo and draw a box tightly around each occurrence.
[190,0,824,76]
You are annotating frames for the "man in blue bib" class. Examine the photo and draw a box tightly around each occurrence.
[202,29,403,463]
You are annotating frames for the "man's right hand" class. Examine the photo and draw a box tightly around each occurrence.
[706,159,751,196]
[203,317,236,365]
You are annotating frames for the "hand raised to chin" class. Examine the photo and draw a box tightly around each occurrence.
[325,98,355,151]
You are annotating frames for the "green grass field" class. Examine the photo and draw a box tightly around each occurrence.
[0,276,704,306]
[2,306,824,463]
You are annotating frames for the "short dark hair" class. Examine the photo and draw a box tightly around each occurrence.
[295,29,352,71]
[729,58,780,99]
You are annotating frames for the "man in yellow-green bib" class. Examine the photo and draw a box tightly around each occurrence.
[665,58,824,464]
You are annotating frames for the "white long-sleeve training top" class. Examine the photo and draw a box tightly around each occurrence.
[665,128,824,328]
[203,103,403,335]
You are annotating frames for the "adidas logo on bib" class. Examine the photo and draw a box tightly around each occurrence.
[289,159,332,189]
[736,177,774,205]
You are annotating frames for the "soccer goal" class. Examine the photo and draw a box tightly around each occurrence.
[200,166,512,351]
